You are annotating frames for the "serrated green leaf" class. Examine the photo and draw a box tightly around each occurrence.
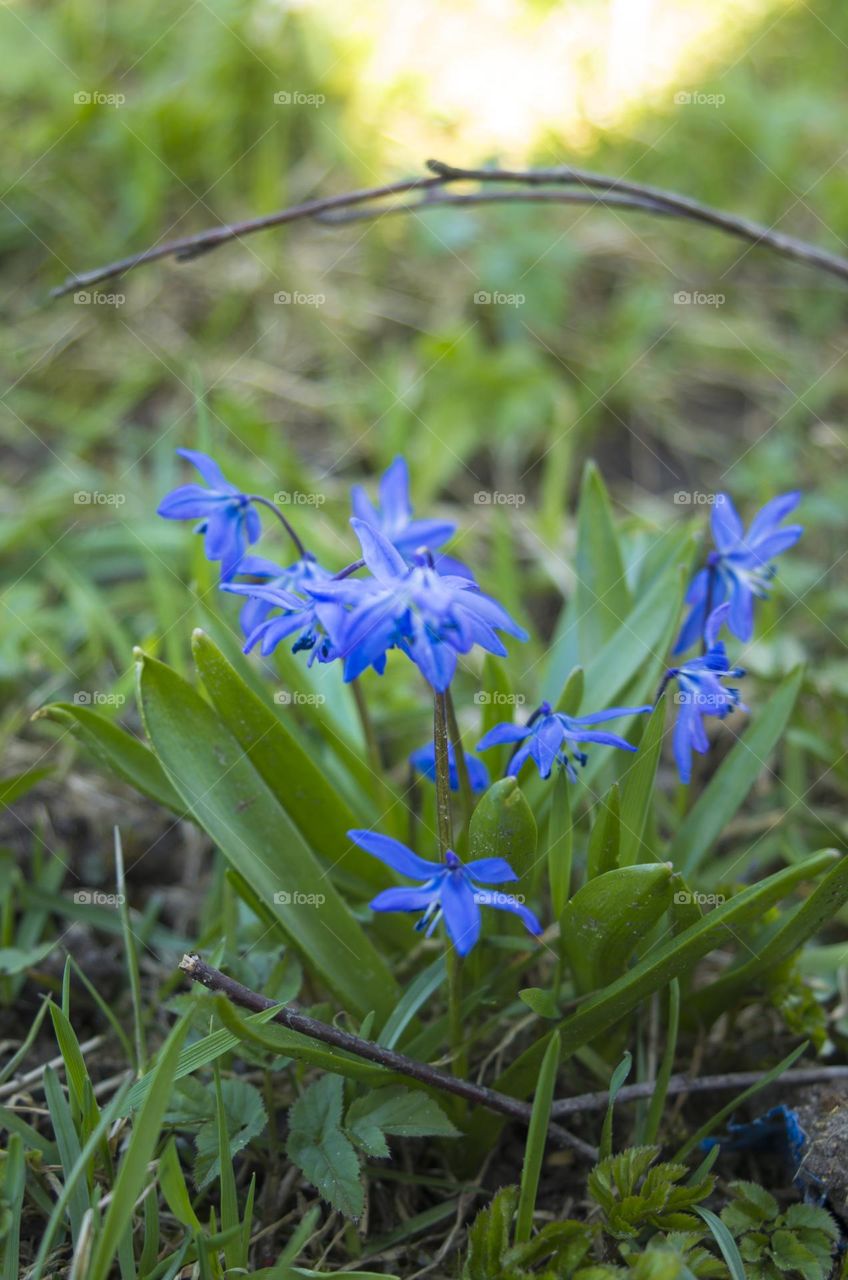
[286,1076,364,1220]
[194,1076,267,1189]
[345,1085,458,1159]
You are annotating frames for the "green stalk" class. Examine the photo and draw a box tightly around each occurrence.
[445,687,474,829]
[434,691,466,1080]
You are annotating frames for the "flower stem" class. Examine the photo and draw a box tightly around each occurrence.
[247,494,309,559]
[433,691,467,1080]
[445,688,474,827]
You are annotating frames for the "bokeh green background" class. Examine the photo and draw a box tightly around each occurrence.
[2,0,847,735]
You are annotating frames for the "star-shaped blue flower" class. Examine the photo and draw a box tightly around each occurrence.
[665,603,746,783]
[222,574,348,668]
[477,700,652,781]
[309,520,527,691]
[348,829,542,956]
[157,449,261,580]
[409,741,490,793]
[675,491,802,652]
[230,554,330,638]
[351,457,456,560]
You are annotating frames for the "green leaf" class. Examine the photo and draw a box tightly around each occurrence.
[560,863,674,994]
[618,699,667,867]
[378,956,446,1049]
[345,1086,458,1158]
[695,1206,748,1280]
[87,1018,189,1280]
[135,651,398,1019]
[34,702,184,813]
[574,461,633,660]
[0,767,52,807]
[43,1066,88,1247]
[599,1051,632,1162]
[670,667,804,876]
[463,1186,518,1280]
[286,1075,364,1220]
[158,1137,202,1233]
[191,630,376,876]
[585,783,620,882]
[468,777,537,881]
[555,665,585,715]
[547,769,573,917]
[0,942,54,975]
[515,1032,560,1244]
[194,1076,268,1189]
[495,850,835,1103]
[0,1135,25,1280]
[689,852,848,1024]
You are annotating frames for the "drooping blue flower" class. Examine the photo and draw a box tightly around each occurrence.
[308,520,527,692]
[231,554,330,637]
[157,448,261,580]
[665,603,746,784]
[222,577,350,668]
[351,457,456,560]
[409,741,490,793]
[675,491,802,652]
[477,700,652,781]
[348,829,542,956]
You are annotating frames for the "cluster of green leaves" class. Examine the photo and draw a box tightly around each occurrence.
[720,1183,839,1280]
[287,1075,458,1220]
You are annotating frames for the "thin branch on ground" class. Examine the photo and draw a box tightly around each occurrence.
[51,156,848,297]
[179,953,598,1159]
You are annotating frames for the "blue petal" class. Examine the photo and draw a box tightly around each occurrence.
[464,857,518,884]
[528,718,564,779]
[727,583,754,642]
[704,602,730,649]
[466,754,490,793]
[746,526,803,562]
[350,518,408,581]
[440,874,480,955]
[711,494,744,551]
[350,483,380,527]
[347,829,439,880]
[369,886,439,914]
[176,448,236,492]
[477,722,531,751]
[474,889,542,937]
[506,740,533,778]
[746,491,801,544]
[378,457,413,532]
[564,705,652,727]
[563,729,637,750]
[157,484,224,520]
[393,518,455,554]
[672,701,698,784]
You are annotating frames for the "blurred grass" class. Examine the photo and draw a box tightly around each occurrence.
[2,0,848,714]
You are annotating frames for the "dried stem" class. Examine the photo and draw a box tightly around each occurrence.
[179,953,596,1157]
[51,157,848,297]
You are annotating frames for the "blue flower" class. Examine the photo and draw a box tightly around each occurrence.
[222,575,348,668]
[231,554,329,637]
[477,701,652,781]
[409,742,490,793]
[351,457,456,560]
[309,520,527,691]
[157,449,261,580]
[348,829,542,956]
[675,491,802,652]
[665,603,746,784]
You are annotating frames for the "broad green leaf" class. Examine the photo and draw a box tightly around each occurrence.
[618,699,667,867]
[585,784,620,882]
[34,702,184,813]
[560,863,674,994]
[135,651,398,1018]
[0,942,54,975]
[191,630,376,874]
[689,851,848,1025]
[194,1076,267,1189]
[469,777,537,881]
[378,956,446,1049]
[499,850,836,1101]
[88,1018,189,1280]
[547,769,573,917]
[555,665,584,715]
[345,1086,458,1158]
[671,666,804,876]
[515,1032,560,1244]
[286,1075,364,1220]
[574,461,632,661]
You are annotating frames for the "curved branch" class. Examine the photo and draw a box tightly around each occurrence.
[50,156,848,298]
